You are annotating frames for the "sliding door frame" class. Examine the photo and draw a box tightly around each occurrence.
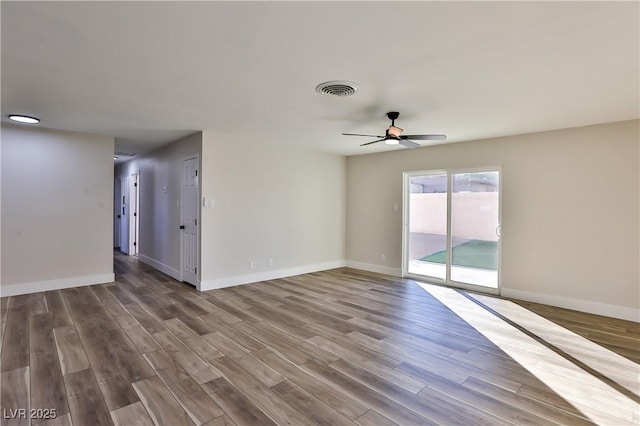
[402,166,502,295]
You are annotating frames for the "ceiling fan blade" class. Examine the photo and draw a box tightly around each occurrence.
[360,139,385,146]
[399,139,421,149]
[343,133,385,138]
[402,134,446,141]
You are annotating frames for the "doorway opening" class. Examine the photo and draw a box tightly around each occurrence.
[403,168,501,294]
[118,173,139,256]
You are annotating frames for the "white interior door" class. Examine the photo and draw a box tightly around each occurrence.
[120,176,129,254]
[114,176,121,249]
[180,157,199,286]
[129,174,139,255]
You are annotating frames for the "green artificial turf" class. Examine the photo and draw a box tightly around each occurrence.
[421,240,497,270]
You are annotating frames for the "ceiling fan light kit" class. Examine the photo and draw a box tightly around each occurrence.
[341,111,446,149]
[385,137,400,145]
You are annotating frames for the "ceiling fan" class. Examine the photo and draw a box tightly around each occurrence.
[342,111,446,149]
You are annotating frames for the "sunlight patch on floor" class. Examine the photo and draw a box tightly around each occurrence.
[469,292,640,398]
[417,282,639,425]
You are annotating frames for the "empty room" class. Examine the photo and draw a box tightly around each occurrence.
[1,2,638,425]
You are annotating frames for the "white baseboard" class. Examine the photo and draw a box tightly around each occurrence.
[138,254,181,281]
[345,260,401,277]
[0,273,115,297]
[501,287,639,323]
[199,260,346,291]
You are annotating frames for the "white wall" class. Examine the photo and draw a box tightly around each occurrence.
[200,132,346,290]
[1,124,114,295]
[115,132,202,280]
[347,120,639,321]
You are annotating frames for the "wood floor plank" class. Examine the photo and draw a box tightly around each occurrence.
[355,410,399,426]
[271,379,357,426]
[0,297,9,348]
[202,332,284,387]
[0,367,30,426]
[44,291,73,328]
[143,349,224,425]
[29,313,69,418]
[307,335,426,393]
[127,305,166,334]
[203,295,260,324]
[37,413,72,426]
[231,321,311,365]
[153,330,219,384]
[200,377,277,426]
[252,348,369,420]
[244,302,316,340]
[167,292,209,316]
[100,323,156,382]
[205,321,265,352]
[249,321,340,365]
[132,376,194,426]
[110,401,154,426]
[462,376,592,425]
[304,322,402,368]
[62,287,140,410]
[163,319,224,362]
[64,368,112,426]
[165,304,217,335]
[516,383,595,416]
[201,414,237,426]
[1,303,29,372]
[27,293,49,316]
[122,325,161,355]
[210,356,314,426]
[300,358,435,426]
[53,326,90,375]
[331,357,506,426]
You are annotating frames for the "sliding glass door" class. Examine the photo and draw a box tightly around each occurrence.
[403,168,501,293]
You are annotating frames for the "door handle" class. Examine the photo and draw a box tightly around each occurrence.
[179,225,185,230]
[496,224,502,237]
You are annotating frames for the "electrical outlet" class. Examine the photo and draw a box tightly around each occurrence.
[381,254,386,262]
[250,261,255,269]
[268,258,274,267]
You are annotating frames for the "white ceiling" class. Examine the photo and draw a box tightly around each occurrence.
[2,1,638,157]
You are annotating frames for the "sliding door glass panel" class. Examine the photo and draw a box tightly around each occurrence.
[450,171,499,288]
[407,173,448,280]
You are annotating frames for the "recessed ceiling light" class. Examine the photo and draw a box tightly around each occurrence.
[8,114,40,124]
[114,157,118,160]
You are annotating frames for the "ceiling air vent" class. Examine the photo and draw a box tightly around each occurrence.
[114,151,136,157]
[315,80,359,97]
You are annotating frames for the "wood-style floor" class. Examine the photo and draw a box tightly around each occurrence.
[1,253,638,425]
